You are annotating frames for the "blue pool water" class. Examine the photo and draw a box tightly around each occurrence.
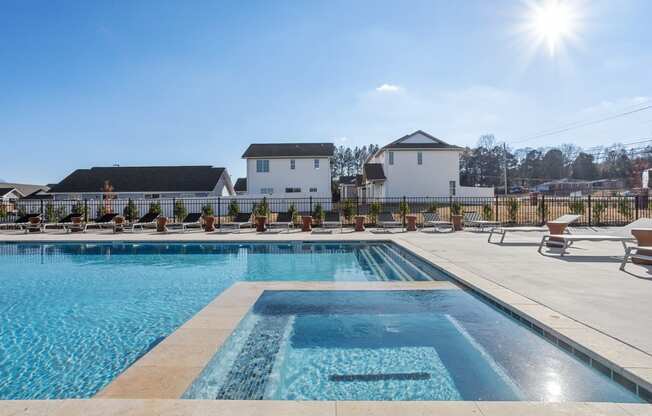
[0,242,444,399]
[184,290,644,403]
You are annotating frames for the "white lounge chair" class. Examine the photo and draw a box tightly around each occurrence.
[130,212,159,232]
[313,211,342,234]
[621,245,652,271]
[421,212,453,232]
[489,214,581,243]
[538,218,652,256]
[217,213,252,233]
[374,212,402,233]
[463,212,500,232]
[267,212,293,233]
[165,213,203,232]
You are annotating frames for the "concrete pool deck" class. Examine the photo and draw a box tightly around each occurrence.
[2,228,652,414]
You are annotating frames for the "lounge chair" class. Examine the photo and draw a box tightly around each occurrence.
[375,212,403,232]
[621,244,652,271]
[488,214,581,244]
[218,213,252,233]
[268,212,294,233]
[165,213,203,232]
[421,212,453,232]
[23,215,43,233]
[313,211,342,234]
[463,211,500,232]
[42,213,78,232]
[130,212,159,232]
[86,213,119,230]
[538,218,652,256]
[0,213,40,231]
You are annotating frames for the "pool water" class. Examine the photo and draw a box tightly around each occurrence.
[184,290,643,403]
[0,242,443,399]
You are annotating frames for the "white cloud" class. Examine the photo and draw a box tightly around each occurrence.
[376,84,402,93]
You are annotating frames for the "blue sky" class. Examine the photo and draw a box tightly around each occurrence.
[1,0,651,184]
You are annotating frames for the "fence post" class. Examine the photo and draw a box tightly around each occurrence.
[84,199,88,222]
[587,195,592,227]
[402,195,407,227]
[494,195,498,222]
[40,200,44,218]
[449,196,453,221]
[309,196,313,215]
[217,197,221,227]
[635,195,639,220]
[355,196,359,216]
[541,195,546,226]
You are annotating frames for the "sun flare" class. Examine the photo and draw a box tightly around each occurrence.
[524,0,581,56]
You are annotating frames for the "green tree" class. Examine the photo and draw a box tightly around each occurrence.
[482,203,493,220]
[568,200,585,215]
[571,152,598,180]
[173,200,187,222]
[201,204,214,216]
[617,198,632,221]
[450,201,462,216]
[148,202,162,215]
[123,199,139,221]
[287,203,299,222]
[254,197,269,217]
[45,203,66,222]
[228,199,239,218]
[342,199,355,221]
[542,149,565,179]
[369,202,381,224]
[312,203,324,223]
[507,198,520,223]
[592,202,606,224]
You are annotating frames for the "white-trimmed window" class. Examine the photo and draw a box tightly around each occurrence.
[285,187,301,193]
[314,159,320,169]
[417,152,423,165]
[260,188,274,195]
[256,160,270,173]
[389,151,394,165]
[310,187,317,193]
[290,160,295,170]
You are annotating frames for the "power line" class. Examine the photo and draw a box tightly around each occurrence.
[509,103,652,145]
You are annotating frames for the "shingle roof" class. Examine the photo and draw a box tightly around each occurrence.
[0,187,18,197]
[382,130,462,150]
[338,175,357,185]
[0,182,47,196]
[234,178,247,192]
[48,166,227,193]
[242,143,335,158]
[363,163,386,181]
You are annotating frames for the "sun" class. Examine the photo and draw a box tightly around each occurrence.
[524,0,581,56]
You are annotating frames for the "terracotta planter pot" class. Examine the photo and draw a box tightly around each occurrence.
[156,216,167,232]
[114,216,126,233]
[451,214,463,231]
[406,215,417,232]
[203,215,215,232]
[546,221,569,247]
[354,215,366,232]
[631,229,652,265]
[255,216,267,232]
[301,216,313,232]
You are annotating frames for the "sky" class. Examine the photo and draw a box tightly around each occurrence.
[1,0,651,184]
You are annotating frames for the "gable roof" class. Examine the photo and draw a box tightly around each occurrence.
[242,143,335,158]
[0,187,21,198]
[382,130,462,151]
[363,163,386,181]
[0,182,47,196]
[234,178,247,192]
[338,175,357,185]
[48,166,228,194]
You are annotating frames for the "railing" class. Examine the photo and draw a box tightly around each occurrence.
[0,195,648,227]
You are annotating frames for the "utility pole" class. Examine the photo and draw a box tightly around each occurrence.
[503,142,508,195]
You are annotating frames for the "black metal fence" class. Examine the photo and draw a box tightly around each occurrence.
[0,195,649,227]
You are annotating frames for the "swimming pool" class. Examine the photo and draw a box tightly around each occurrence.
[0,241,444,399]
[184,290,644,403]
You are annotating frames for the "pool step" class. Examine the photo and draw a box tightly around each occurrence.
[330,372,431,382]
[215,315,291,400]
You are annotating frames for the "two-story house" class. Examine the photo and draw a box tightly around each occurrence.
[359,130,493,198]
[239,143,334,198]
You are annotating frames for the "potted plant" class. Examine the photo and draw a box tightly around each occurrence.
[156,215,167,232]
[369,202,381,225]
[254,197,269,232]
[123,199,139,222]
[312,203,324,226]
[342,199,355,224]
[201,204,215,231]
[450,201,463,230]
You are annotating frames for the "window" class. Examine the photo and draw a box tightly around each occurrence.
[310,187,317,193]
[389,151,394,165]
[449,181,456,196]
[256,159,269,173]
[417,152,423,165]
[260,188,273,195]
[314,159,320,169]
[285,187,301,193]
[290,160,295,170]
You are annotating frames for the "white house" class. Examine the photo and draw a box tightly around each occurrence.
[241,143,334,198]
[358,130,494,198]
[47,165,235,199]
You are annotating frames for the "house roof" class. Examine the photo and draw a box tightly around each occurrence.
[22,190,53,200]
[338,175,357,185]
[0,187,20,197]
[48,166,228,193]
[234,178,247,192]
[0,182,47,196]
[363,163,386,181]
[382,130,462,151]
[242,143,335,158]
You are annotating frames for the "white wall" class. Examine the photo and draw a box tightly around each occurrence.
[377,149,461,197]
[246,157,331,198]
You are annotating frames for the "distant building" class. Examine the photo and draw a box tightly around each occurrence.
[240,143,334,198]
[358,130,494,198]
[0,182,48,197]
[47,165,234,199]
[337,175,359,200]
[233,178,247,195]
[534,178,624,196]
